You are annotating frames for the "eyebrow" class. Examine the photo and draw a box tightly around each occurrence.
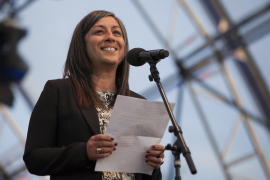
[92,25,121,29]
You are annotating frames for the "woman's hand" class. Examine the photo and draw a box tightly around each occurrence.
[86,134,117,161]
[145,145,165,169]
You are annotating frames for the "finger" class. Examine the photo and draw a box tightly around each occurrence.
[97,147,116,154]
[95,140,117,147]
[146,150,165,158]
[151,145,164,151]
[145,159,160,169]
[146,156,163,164]
[97,152,112,159]
[91,134,114,141]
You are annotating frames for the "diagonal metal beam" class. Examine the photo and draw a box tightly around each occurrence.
[175,80,185,124]
[187,80,232,179]
[199,0,270,132]
[0,165,9,180]
[130,0,178,59]
[132,0,270,179]
[192,76,267,127]
[13,0,36,15]
[218,49,270,179]
[182,3,270,62]
[141,65,268,128]
[140,72,182,99]
[0,0,9,10]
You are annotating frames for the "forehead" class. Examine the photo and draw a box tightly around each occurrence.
[92,16,120,28]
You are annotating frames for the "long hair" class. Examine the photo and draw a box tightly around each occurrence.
[63,10,130,108]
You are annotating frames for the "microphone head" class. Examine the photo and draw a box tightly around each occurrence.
[159,50,169,59]
[127,48,146,66]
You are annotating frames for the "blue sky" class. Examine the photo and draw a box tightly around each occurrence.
[0,0,270,179]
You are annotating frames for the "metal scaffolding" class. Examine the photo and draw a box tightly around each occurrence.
[132,0,270,179]
[0,1,43,180]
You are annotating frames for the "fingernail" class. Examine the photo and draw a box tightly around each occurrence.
[152,145,155,148]
[111,137,114,140]
[145,160,148,162]
[115,143,118,146]
[145,155,148,158]
[147,150,150,153]
[114,148,116,150]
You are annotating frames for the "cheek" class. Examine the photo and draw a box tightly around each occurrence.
[85,46,98,64]
[119,39,126,55]
[87,35,100,48]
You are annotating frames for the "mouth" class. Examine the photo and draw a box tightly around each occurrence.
[101,47,117,51]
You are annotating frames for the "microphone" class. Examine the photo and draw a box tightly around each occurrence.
[127,48,169,66]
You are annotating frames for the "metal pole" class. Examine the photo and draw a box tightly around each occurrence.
[219,60,270,179]
[187,80,231,180]
[202,0,270,131]
[130,0,178,58]
[192,77,266,126]
[176,0,213,42]
[150,63,197,174]
[175,80,185,124]
[0,103,26,145]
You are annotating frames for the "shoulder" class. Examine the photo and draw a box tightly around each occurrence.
[34,79,72,109]
[129,90,146,100]
[43,78,72,91]
[41,78,73,97]
[45,78,71,87]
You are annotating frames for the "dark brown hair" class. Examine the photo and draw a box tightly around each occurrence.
[63,10,130,108]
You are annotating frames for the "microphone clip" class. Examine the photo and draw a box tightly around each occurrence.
[148,63,160,82]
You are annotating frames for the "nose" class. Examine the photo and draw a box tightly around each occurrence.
[105,30,115,42]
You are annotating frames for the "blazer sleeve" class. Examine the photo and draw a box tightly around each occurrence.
[23,80,92,176]
[139,169,161,180]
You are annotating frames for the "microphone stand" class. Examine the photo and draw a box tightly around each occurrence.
[148,63,197,177]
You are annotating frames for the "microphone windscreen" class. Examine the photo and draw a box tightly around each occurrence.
[159,50,169,59]
[127,48,146,66]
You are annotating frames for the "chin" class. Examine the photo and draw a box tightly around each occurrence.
[102,58,121,65]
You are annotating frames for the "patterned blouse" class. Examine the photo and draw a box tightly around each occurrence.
[96,91,135,180]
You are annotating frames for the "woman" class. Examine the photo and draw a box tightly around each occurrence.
[23,10,164,180]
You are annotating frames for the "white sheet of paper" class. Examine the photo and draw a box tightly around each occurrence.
[95,95,175,175]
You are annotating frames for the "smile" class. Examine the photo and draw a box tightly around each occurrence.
[102,47,116,51]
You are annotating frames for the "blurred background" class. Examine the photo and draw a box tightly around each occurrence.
[0,0,270,179]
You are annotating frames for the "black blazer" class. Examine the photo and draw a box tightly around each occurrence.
[23,78,162,180]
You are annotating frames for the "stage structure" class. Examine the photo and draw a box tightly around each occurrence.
[0,0,46,179]
[131,0,270,179]
[0,0,270,179]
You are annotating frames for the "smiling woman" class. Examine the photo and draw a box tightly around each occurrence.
[23,10,164,180]
[85,16,125,69]
[63,11,130,110]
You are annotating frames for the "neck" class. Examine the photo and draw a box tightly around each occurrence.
[92,68,117,94]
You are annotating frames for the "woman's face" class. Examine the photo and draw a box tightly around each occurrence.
[84,16,125,70]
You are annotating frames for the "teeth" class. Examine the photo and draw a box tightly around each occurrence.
[103,47,115,51]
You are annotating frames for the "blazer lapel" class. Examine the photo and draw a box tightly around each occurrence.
[69,80,100,135]
[71,83,143,136]
[79,104,101,135]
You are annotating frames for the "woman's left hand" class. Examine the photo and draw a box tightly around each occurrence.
[145,145,165,169]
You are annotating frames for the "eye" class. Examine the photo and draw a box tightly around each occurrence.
[113,30,122,35]
[95,30,104,34]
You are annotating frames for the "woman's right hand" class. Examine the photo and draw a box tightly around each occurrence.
[86,134,117,161]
